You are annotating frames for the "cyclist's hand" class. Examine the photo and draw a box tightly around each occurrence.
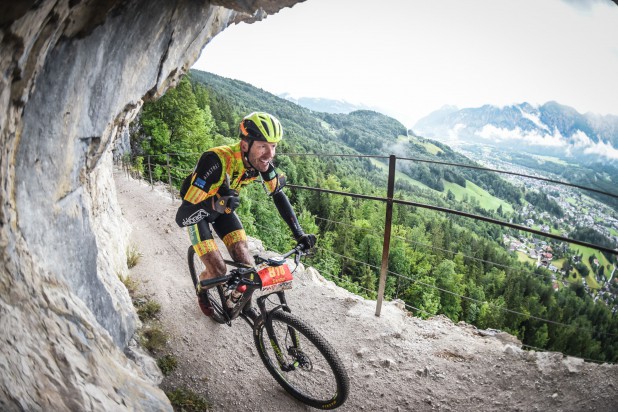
[213,183,240,214]
[296,234,316,251]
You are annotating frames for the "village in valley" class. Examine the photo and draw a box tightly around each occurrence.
[457,149,618,311]
[501,178,618,311]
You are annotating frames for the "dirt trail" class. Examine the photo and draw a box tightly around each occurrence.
[115,170,618,412]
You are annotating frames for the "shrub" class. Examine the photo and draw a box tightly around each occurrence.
[126,244,141,268]
[165,388,211,412]
[140,325,168,353]
[136,298,161,321]
[118,273,139,296]
[157,354,178,376]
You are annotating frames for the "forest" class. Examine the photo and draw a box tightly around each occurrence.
[126,69,618,363]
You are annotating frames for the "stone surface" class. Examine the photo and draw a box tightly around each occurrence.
[0,0,301,410]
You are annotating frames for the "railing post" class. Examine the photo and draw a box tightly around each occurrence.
[376,155,396,316]
[166,154,173,200]
[127,154,135,178]
[147,155,153,188]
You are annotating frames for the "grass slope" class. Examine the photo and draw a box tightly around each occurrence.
[443,181,514,213]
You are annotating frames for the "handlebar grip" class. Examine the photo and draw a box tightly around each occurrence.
[199,275,231,288]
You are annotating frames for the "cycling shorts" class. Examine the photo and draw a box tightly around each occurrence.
[187,212,247,257]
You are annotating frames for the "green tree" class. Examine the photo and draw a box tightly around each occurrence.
[135,76,217,184]
[477,297,506,329]
[403,274,441,319]
[359,265,378,299]
[433,260,464,321]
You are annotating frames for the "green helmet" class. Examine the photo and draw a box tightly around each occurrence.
[239,112,283,143]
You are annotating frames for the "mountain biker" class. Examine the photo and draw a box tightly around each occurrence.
[175,111,316,317]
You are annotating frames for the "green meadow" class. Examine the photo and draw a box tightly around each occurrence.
[443,181,514,213]
[370,158,515,214]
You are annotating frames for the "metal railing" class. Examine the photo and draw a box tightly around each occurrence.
[285,154,618,316]
[119,151,618,318]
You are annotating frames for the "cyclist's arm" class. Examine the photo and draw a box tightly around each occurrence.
[181,152,225,210]
[261,166,305,240]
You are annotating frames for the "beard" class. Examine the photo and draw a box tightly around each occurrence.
[248,153,271,172]
[255,158,271,172]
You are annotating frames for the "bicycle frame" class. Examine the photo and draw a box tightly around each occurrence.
[213,246,302,328]
[212,249,304,371]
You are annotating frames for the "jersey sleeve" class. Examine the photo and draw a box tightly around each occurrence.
[261,165,305,240]
[183,152,223,204]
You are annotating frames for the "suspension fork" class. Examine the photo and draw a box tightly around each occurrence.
[257,292,301,371]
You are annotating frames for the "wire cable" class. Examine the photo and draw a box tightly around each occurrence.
[314,213,613,288]
[288,183,618,256]
[395,155,618,200]
[121,152,618,356]
[310,265,379,297]
[315,246,382,272]
[306,218,618,338]
[282,152,618,200]
[384,269,618,338]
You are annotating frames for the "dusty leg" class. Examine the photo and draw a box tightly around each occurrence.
[198,249,227,282]
[227,240,254,267]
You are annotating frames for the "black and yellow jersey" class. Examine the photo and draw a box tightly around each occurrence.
[175,142,304,240]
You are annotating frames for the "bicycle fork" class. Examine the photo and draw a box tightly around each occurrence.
[256,292,303,372]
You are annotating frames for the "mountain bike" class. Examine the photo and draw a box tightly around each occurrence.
[187,244,349,410]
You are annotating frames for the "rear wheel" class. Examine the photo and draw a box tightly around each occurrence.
[187,246,227,324]
[254,310,349,409]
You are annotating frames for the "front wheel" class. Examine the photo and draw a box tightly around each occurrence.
[187,246,227,324]
[254,310,349,409]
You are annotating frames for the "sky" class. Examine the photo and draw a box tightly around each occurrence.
[193,0,618,129]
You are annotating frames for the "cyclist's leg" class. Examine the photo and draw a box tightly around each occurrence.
[212,213,259,317]
[212,212,254,266]
[188,220,228,317]
[187,219,226,282]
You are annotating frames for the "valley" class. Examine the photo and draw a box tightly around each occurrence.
[456,146,618,308]
[129,69,618,362]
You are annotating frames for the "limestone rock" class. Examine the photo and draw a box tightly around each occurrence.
[0,0,302,410]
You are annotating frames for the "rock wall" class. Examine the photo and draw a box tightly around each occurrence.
[0,0,302,410]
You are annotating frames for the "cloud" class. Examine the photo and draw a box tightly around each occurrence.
[583,140,618,160]
[475,125,567,147]
[446,124,466,143]
[518,107,550,132]
[567,131,618,160]
[570,130,594,148]
[471,125,618,161]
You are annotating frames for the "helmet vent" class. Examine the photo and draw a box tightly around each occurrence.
[261,120,270,137]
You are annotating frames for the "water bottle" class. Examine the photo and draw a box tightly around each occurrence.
[226,284,247,308]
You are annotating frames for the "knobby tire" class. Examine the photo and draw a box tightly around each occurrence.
[254,310,349,409]
[187,246,227,324]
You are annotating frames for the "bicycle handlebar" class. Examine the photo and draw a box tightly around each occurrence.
[204,245,307,289]
[199,275,232,288]
[254,244,307,267]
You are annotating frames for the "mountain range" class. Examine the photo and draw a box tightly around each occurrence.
[278,93,375,114]
[413,102,618,163]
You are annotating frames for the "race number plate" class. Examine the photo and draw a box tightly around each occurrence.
[257,263,293,293]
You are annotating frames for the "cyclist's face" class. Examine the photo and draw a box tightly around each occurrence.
[246,140,277,172]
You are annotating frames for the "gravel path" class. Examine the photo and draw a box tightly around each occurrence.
[115,170,618,412]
